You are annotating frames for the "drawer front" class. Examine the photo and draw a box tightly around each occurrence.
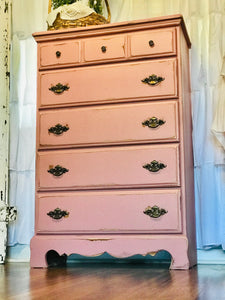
[84,35,126,62]
[39,58,177,107]
[39,101,179,148]
[39,41,80,68]
[36,189,181,234]
[129,28,176,57]
[37,144,180,190]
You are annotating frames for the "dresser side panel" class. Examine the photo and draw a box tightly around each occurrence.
[177,27,197,265]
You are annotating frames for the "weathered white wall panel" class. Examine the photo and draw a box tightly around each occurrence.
[0,0,10,202]
[0,0,16,264]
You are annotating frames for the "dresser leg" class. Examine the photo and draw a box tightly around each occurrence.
[168,239,195,270]
[30,237,49,268]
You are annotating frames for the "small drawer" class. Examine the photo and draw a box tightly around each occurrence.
[84,35,126,62]
[37,144,180,191]
[39,101,179,149]
[39,40,80,68]
[36,189,181,234]
[129,28,176,58]
[39,58,177,107]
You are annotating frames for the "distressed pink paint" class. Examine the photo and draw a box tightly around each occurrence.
[37,144,180,190]
[30,235,190,269]
[40,40,80,67]
[39,101,179,148]
[40,58,177,108]
[129,28,176,57]
[31,15,197,269]
[84,34,126,61]
[36,189,181,234]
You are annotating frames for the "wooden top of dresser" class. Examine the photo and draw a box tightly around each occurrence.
[33,14,191,48]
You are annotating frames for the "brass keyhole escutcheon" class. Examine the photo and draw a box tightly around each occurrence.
[47,208,69,220]
[49,83,70,94]
[48,124,69,135]
[142,117,166,129]
[142,74,165,86]
[48,165,69,177]
[143,205,167,218]
[143,160,167,172]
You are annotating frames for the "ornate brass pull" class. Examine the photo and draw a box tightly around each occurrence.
[149,40,155,47]
[142,74,165,86]
[48,165,69,177]
[101,46,107,53]
[143,160,167,172]
[143,205,167,218]
[48,124,69,135]
[142,117,165,128]
[49,83,70,94]
[56,51,61,58]
[47,208,69,220]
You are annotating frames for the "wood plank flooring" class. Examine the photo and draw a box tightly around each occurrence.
[1,262,225,299]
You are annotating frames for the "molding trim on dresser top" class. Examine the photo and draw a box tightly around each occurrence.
[30,14,197,269]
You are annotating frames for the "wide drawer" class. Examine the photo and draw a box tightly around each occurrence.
[36,189,181,234]
[39,101,179,149]
[39,58,177,108]
[84,35,126,62]
[39,40,80,68]
[129,28,176,58]
[37,144,180,190]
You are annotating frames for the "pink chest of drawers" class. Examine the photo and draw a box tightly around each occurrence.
[30,15,197,269]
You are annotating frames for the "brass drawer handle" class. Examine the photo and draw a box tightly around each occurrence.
[143,160,167,172]
[142,117,165,128]
[101,46,107,53]
[142,74,165,86]
[56,51,61,58]
[48,165,69,177]
[49,83,70,94]
[48,124,69,135]
[143,205,167,218]
[47,208,69,220]
[149,40,155,47]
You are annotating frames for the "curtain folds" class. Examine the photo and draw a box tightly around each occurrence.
[9,0,225,249]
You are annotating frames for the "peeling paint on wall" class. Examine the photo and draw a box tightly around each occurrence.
[0,0,11,264]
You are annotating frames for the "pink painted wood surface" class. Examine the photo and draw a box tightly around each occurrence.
[30,234,191,269]
[39,101,179,148]
[38,27,176,70]
[36,189,181,233]
[129,28,176,58]
[40,40,80,67]
[37,144,180,190]
[84,35,126,61]
[176,27,196,263]
[35,16,189,71]
[32,16,196,270]
[39,58,177,108]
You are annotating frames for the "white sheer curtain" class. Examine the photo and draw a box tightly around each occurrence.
[9,0,225,249]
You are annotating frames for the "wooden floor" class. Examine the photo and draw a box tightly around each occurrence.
[1,262,225,299]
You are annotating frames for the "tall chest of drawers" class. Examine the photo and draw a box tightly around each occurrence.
[30,15,197,269]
